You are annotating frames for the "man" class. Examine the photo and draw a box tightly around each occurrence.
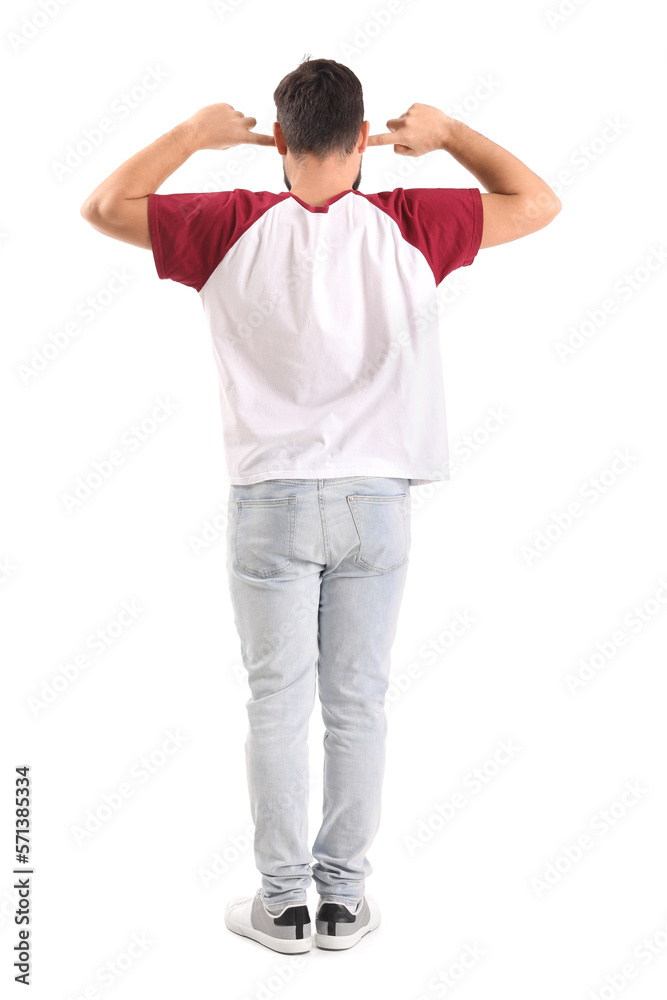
[81,56,561,955]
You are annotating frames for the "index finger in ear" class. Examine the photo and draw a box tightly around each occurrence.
[239,116,276,145]
[245,131,277,146]
[366,132,396,146]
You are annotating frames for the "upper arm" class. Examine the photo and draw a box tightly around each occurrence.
[479,191,562,249]
[80,195,151,250]
[82,189,251,292]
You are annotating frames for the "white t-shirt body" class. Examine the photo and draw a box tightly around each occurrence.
[148,186,483,486]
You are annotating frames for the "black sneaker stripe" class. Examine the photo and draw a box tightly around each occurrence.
[273,904,310,940]
[317,901,357,936]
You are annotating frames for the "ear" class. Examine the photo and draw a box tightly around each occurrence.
[273,122,287,155]
[358,120,371,154]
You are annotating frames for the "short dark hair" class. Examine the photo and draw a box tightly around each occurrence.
[273,55,364,162]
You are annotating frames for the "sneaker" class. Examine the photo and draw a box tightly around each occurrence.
[314,894,380,950]
[225,888,311,953]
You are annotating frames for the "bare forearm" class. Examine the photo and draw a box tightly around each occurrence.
[80,103,272,248]
[82,121,198,212]
[441,118,558,206]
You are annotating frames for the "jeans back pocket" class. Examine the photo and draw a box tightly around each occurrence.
[347,493,410,573]
[234,496,296,577]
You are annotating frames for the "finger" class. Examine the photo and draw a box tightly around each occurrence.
[366,132,397,146]
[245,130,276,146]
[239,115,276,145]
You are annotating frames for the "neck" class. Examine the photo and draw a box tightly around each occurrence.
[288,183,353,207]
[284,157,360,207]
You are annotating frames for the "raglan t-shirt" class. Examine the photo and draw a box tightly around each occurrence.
[147,186,483,485]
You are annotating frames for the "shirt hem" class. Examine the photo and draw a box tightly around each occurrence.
[147,193,167,280]
[224,468,451,486]
[462,187,484,267]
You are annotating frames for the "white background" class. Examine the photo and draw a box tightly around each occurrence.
[2,0,666,997]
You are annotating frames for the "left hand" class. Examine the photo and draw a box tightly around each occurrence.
[185,102,275,151]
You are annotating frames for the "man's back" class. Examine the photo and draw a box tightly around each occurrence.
[148,185,483,485]
[78,57,562,955]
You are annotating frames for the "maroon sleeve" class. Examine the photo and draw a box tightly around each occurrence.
[147,189,284,292]
[366,187,484,286]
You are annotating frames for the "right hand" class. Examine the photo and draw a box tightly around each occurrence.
[367,102,455,156]
[185,102,275,151]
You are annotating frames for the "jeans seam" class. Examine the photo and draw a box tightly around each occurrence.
[318,481,330,563]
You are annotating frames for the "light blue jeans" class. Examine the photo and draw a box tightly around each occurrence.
[226,476,412,910]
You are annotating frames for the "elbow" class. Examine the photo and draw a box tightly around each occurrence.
[79,197,116,238]
[80,197,98,223]
[517,189,562,236]
[533,187,562,224]
[547,194,562,219]
[541,195,562,231]
[80,194,117,223]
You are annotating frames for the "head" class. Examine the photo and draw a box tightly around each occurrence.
[273,55,369,193]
